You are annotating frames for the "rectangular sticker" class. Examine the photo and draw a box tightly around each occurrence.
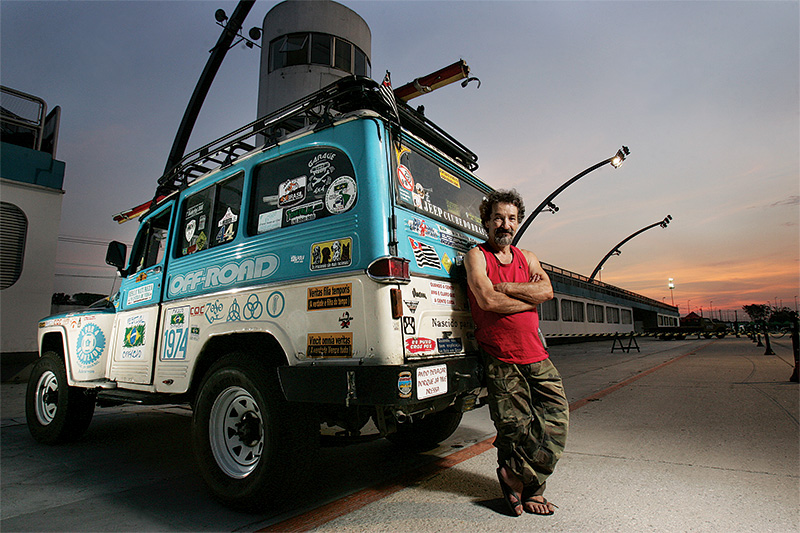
[257,210,282,233]
[437,337,463,354]
[307,283,352,311]
[126,283,154,306]
[416,364,448,400]
[162,306,189,360]
[429,280,456,306]
[310,237,352,270]
[307,332,353,358]
[119,315,146,361]
[439,168,460,188]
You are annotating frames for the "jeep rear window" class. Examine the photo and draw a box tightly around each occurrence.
[394,145,487,239]
[248,147,357,235]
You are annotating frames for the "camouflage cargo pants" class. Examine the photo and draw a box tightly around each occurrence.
[483,354,569,493]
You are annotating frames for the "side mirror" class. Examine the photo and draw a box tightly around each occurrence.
[106,241,128,274]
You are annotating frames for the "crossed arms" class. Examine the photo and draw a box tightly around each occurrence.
[465,246,554,315]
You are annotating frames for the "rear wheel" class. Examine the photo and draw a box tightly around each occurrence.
[26,352,95,444]
[192,353,317,510]
[388,409,463,451]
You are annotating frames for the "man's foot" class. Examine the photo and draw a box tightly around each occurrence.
[522,493,557,516]
[496,466,524,517]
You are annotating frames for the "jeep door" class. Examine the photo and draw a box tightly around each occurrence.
[109,203,174,385]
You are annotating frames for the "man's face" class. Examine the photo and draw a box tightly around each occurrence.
[486,202,519,247]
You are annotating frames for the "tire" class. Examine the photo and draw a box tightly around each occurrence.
[192,353,317,510]
[25,352,96,444]
[387,409,463,451]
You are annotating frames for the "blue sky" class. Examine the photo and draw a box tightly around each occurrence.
[2,0,798,315]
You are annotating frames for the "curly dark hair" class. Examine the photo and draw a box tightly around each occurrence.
[479,189,525,227]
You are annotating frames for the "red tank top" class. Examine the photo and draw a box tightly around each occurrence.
[467,243,549,364]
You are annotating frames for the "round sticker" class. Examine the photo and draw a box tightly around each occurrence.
[325,176,357,214]
[76,323,105,366]
[398,165,414,191]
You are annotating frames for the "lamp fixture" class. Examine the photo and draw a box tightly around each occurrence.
[214,8,262,49]
[610,146,630,168]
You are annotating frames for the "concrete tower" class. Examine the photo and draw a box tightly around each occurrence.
[257,0,372,118]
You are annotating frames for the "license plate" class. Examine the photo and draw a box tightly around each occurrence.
[416,364,448,399]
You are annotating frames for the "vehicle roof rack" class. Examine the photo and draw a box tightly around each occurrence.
[154,76,479,200]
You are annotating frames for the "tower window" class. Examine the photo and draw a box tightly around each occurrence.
[311,33,332,65]
[269,32,369,77]
[354,48,369,77]
[334,40,351,72]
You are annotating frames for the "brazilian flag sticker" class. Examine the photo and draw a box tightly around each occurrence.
[124,324,145,348]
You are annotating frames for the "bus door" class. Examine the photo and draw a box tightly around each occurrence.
[109,203,174,385]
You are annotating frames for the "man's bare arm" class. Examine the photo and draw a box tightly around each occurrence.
[492,249,554,305]
[465,247,537,314]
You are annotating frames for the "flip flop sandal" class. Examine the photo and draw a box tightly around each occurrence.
[496,467,523,517]
[522,495,557,516]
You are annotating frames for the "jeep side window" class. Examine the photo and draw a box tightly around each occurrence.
[180,173,244,256]
[129,207,172,274]
[248,147,357,235]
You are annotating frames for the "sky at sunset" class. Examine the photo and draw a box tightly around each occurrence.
[2,0,798,319]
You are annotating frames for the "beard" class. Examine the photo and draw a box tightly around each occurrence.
[494,231,513,246]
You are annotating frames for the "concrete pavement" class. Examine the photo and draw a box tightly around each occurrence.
[2,336,797,532]
[266,337,799,532]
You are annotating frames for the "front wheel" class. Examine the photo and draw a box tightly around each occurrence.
[192,354,317,510]
[387,409,463,451]
[26,352,95,444]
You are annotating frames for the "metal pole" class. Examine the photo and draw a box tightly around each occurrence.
[512,147,628,246]
[164,0,256,175]
[589,216,672,281]
[790,314,799,382]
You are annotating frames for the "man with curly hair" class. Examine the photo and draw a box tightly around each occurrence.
[465,189,569,517]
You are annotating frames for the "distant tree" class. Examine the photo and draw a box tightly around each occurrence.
[51,292,71,305]
[769,307,797,325]
[742,304,770,322]
[72,292,108,306]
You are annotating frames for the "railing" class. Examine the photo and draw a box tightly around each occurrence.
[156,76,479,199]
[541,261,678,313]
[1,86,47,151]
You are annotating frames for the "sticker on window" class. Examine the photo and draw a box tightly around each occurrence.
[258,210,282,233]
[279,176,307,207]
[325,176,357,214]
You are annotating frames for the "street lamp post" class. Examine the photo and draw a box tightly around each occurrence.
[512,146,630,246]
[668,278,675,306]
[588,215,673,281]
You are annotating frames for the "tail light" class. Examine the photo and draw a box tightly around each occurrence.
[367,257,410,284]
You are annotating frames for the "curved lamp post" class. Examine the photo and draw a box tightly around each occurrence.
[512,146,630,246]
[589,215,672,281]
